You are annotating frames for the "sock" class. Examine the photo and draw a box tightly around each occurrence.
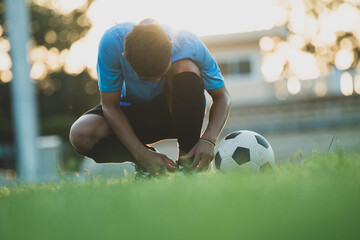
[171,72,205,153]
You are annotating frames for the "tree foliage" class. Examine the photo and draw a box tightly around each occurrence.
[262,0,360,83]
[0,0,99,142]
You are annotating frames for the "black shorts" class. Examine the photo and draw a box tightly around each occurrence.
[78,72,206,163]
[83,94,176,144]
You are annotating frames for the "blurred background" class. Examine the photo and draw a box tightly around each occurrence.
[0,0,359,177]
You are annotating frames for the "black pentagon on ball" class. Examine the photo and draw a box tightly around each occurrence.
[214,152,221,169]
[225,131,242,140]
[232,147,250,165]
[255,135,269,149]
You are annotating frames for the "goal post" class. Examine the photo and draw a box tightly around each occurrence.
[5,0,40,182]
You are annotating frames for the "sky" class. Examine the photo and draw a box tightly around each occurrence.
[44,0,287,79]
[86,0,286,36]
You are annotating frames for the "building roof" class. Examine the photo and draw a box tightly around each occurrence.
[200,27,288,49]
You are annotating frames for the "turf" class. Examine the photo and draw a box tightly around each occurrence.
[0,150,359,240]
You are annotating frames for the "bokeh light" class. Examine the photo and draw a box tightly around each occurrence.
[340,71,354,96]
[0,70,13,83]
[314,80,327,97]
[32,0,88,14]
[0,53,12,71]
[335,50,354,70]
[261,53,285,82]
[44,30,57,44]
[30,62,48,80]
[259,37,275,51]
[287,77,301,95]
[259,0,360,97]
[288,34,305,49]
[287,50,320,80]
[64,41,87,75]
[0,38,10,52]
[354,74,360,94]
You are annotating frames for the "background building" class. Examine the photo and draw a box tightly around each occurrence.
[154,27,360,161]
[199,28,360,161]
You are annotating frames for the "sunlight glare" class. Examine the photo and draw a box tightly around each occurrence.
[87,0,282,37]
[78,0,285,80]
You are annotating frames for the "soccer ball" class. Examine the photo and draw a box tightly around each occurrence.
[214,130,275,172]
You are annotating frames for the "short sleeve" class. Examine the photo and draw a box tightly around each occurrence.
[192,34,225,90]
[96,30,123,92]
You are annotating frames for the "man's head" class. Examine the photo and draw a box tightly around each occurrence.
[124,22,172,81]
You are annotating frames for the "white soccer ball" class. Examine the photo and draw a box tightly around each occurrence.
[214,130,275,172]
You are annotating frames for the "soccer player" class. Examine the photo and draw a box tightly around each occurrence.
[69,19,231,176]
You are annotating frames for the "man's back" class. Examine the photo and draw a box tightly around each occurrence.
[97,22,224,105]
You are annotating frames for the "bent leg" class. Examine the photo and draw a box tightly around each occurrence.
[69,110,135,163]
[69,102,174,163]
[69,113,111,154]
[167,60,205,153]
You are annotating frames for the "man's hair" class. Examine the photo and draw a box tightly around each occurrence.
[124,23,172,79]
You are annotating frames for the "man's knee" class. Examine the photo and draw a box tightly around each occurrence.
[69,122,91,154]
[69,115,110,154]
[169,59,201,79]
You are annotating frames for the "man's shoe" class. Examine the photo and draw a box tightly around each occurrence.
[176,148,194,174]
[176,158,194,174]
[133,163,151,179]
[132,145,158,179]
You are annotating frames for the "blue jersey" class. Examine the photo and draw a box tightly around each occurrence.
[97,22,224,106]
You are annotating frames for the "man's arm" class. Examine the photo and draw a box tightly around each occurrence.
[180,85,231,170]
[101,91,177,174]
[202,86,231,145]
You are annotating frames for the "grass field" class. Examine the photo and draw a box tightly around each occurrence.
[0,150,359,240]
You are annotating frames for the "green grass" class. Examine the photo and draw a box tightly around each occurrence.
[1,150,359,240]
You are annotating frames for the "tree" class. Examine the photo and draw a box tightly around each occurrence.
[260,0,360,97]
[0,0,98,169]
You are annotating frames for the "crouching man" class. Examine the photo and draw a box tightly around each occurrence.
[69,19,231,176]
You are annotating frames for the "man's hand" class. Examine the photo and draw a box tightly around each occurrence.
[137,149,178,175]
[179,140,215,171]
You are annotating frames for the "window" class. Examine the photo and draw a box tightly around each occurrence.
[238,60,251,74]
[218,58,252,77]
